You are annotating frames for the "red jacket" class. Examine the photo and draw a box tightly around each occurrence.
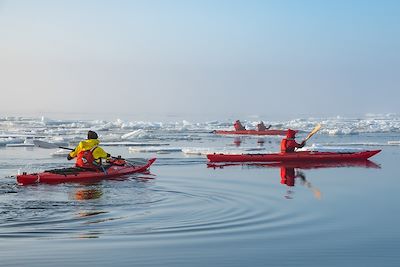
[234,120,246,131]
[280,129,304,153]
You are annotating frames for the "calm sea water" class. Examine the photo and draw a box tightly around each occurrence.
[1,129,400,266]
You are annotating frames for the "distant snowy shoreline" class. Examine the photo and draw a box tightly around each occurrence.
[1,114,400,136]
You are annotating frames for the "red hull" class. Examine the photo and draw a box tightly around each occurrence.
[207,150,381,163]
[17,158,156,185]
[214,129,296,136]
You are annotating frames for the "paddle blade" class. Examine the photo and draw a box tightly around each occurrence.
[304,124,321,141]
[33,140,73,150]
[33,139,59,148]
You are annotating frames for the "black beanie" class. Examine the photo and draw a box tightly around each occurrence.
[87,130,98,139]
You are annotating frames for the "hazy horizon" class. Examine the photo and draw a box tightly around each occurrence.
[1,0,399,119]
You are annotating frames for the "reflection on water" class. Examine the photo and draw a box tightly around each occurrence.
[280,167,321,199]
[257,138,265,146]
[73,188,103,201]
[208,160,380,200]
[207,160,381,170]
[233,137,241,146]
[77,211,108,217]
[232,137,273,147]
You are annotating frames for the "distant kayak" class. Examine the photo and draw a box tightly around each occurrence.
[17,158,156,185]
[207,150,381,163]
[213,129,297,136]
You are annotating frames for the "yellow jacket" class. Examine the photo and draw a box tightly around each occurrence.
[68,139,109,162]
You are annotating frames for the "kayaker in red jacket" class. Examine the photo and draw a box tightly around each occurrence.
[256,121,271,131]
[280,129,305,153]
[234,120,246,131]
[67,130,111,169]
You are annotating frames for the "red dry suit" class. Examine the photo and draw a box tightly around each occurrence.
[280,129,305,153]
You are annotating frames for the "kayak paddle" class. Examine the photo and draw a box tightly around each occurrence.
[303,124,321,142]
[33,139,73,150]
[33,139,145,164]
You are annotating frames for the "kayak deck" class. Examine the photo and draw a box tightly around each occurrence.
[17,158,156,185]
[207,150,381,163]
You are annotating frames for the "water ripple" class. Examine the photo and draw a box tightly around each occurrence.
[1,164,328,243]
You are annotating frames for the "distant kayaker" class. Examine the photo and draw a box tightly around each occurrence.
[67,130,111,169]
[256,121,271,131]
[280,129,305,153]
[234,120,246,131]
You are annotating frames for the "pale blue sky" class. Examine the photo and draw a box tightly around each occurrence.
[0,0,399,120]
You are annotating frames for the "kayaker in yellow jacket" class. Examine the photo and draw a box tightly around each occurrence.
[67,130,110,168]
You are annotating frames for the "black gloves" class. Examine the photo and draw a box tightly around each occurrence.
[67,154,73,160]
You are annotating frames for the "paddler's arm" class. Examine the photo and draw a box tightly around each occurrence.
[67,142,82,160]
[298,140,306,148]
[93,147,111,160]
[67,152,74,160]
[294,140,306,150]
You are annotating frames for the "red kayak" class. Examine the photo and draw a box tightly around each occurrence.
[17,158,156,185]
[207,150,381,163]
[213,129,297,136]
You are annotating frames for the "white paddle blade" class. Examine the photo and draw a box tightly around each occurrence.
[33,139,71,149]
[33,139,60,148]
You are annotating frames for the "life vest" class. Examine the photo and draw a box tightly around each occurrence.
[281,139,289,153]
[76,146,98,168]
[281,138,298,153]
[281,129,300,153]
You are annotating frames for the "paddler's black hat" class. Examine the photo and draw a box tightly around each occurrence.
[87,130,98,140]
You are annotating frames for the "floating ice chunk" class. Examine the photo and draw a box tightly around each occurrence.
[102,142,169,147]
[50,149,70,157]
[6,138,35,147]
[121,129,152,139]
[0,137,24,146]
[128,146,182,153]
[297,144,364,152]
[388,141,400,145]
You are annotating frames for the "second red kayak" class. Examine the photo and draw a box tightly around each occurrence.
[213,129,297,136]
[17,158,156,185]
[207,150,381,163]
